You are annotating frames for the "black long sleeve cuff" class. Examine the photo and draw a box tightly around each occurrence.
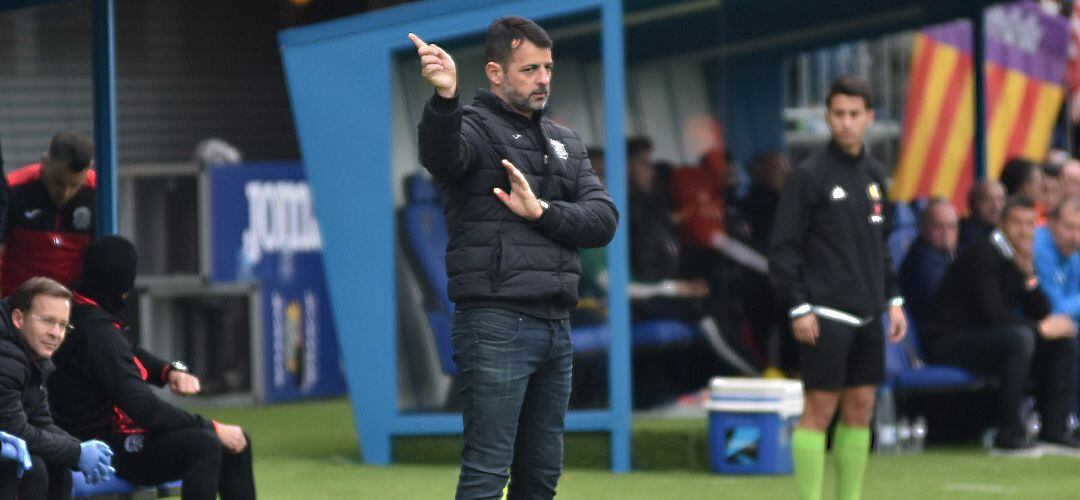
[429,91,459,114]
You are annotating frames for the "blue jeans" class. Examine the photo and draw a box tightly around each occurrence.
[451,307,573,500]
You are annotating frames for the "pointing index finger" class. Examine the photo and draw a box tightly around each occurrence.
[408,33,427,49]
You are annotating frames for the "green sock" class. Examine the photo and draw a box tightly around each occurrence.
[792,428,826,500]
[833,424,871,500]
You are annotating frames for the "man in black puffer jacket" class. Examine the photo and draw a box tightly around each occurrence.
[409,16,617,500]
[0,277,115,500]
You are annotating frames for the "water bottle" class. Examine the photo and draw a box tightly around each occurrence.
[897,416,912,453]
[911,416,927,453]
[874,386,899,454]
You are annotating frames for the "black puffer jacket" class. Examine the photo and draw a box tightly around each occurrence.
[418,90,618,318]
[0,299,81,467]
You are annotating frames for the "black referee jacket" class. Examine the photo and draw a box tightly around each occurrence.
[769,141,900,321]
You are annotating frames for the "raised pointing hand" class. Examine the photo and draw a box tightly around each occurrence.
[409,33,457,98]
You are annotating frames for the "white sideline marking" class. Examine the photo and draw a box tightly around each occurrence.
[942,483,1011,494]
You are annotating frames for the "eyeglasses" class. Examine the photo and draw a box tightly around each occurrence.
[30,313,73,332]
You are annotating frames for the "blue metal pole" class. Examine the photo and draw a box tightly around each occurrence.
[972,9,986,180]
[602,0,632,474]
[92,0,118,235]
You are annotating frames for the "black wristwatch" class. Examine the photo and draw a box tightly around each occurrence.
[169,361,190,374]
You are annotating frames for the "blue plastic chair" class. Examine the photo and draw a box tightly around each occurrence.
[72,471,181,498]
[883,310,984,393]
[400,173,456,375]
[887,202,919,271]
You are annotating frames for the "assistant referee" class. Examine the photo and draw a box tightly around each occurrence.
[769,75,907,500]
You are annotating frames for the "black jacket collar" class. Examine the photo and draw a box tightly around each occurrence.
[827,140,866,165]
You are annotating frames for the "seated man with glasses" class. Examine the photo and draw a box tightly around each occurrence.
[0,277,115,500]
[47,236,255,499]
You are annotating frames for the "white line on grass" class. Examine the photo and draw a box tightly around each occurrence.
[942,483,1012,495]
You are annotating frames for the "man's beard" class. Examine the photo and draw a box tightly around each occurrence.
[501,81,549,114]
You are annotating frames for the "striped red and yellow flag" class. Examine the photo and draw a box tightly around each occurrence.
[891,3,1068,207]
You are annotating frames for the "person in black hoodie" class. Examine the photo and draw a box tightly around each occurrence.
[0,277,114,500]
[47,236,255,499]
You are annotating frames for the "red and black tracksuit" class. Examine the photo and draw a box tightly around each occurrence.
[2,163,97,296]
[47,292,255,499]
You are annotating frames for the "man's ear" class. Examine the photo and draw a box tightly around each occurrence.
[485,61,504,86]
[11,309,24,330]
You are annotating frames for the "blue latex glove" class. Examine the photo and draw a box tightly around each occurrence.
[77,440,115,484]
[0,431,31,477]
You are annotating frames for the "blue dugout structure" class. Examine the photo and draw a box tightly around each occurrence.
[278,0,633,470]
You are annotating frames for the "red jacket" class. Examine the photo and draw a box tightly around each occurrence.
[2,163,97,296]
[670,166,726,249]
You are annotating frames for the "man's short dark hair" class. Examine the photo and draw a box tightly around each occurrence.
[1000,157,1037,196]
[1001,195,1036,221]
[827,75,874,109]
[10,277,72,313]
[626,136,653,160]
[1043,162,1062,179]
[485,16,552,67]
[47,132,94,172]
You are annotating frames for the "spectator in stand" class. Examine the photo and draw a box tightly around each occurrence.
[627,136,708,320]
[667,146,762,376]
[1000,158,1045,224]
[627,136,732,406]
[1062,159,1080,199]
[740,151,791,253]
[1042,163,1064,223]
[1033,196,1080,420]
[899,198,958,335]
[927,197,1079,454]
[1035,197,1080,326]
[671,148,727,251]
[737,151,793,376]
[958,180,1006,252]
[670,147,767,276]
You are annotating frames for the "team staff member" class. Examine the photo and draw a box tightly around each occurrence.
[411,16,618,499]
[770,76,906,500]
[0,277,115,500]
[2,132,96,296]
[47,237,255,500]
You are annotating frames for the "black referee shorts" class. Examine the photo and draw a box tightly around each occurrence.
[799,314,884,391]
